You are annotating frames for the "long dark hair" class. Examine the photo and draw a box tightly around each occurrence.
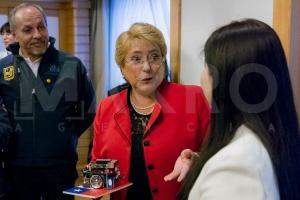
[178,19,300,199]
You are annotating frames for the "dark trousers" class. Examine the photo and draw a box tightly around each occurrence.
[0,162,10,200]
[8,164,78,200]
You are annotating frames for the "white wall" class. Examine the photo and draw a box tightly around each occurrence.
[0,15,8,51]
[180,0,273,85]
[47,16,59,49]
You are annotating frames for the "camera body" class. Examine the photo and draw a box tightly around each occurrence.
[82,159,120,189]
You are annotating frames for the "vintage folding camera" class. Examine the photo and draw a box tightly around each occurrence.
[82,159,120,189]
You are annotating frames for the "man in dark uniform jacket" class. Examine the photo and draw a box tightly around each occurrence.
[0,3,95,199]
[0,100,11,199]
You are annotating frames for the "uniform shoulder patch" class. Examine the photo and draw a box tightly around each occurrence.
[3,65,15,81]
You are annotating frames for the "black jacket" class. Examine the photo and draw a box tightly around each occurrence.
[0,37,95,166]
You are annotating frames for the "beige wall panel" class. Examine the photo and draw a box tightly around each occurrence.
[170,0,181,83]
[273,0,300,120]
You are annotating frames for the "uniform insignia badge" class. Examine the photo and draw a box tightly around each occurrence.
[49,64,59,73]
[3,66,15,81]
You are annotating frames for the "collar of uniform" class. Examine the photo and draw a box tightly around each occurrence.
[19,49,42,77]
[19,49,42,64]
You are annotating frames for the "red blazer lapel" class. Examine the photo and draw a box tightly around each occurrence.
[114,107,131,145]
[113,90,132,145]
[144,103,162,136]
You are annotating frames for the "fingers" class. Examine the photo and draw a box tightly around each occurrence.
[177,167,189,182]
[176,157,192,182]
[181,149,199,160]
[164,149,198,182]
[165,161,191,182]
[181,149,193,159]
[164,169,180,182]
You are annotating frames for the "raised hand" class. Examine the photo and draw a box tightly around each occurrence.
[164,149,198,182]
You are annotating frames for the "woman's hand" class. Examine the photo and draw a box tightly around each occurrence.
[164,149,198,182]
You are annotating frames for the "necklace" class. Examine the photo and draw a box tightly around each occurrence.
[132,107,154,115]
[131,101,156,110]
[130,95,156,114]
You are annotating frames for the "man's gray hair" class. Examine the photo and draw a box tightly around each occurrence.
[9,3,48,32]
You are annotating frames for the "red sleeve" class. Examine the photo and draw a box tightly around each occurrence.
[91,102,103,162]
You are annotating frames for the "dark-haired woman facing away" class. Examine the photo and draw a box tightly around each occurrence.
[178,19,300,200]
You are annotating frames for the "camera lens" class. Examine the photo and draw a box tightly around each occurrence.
[90,175,103,189]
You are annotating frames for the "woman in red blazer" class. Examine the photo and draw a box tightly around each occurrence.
[92,23,210,200]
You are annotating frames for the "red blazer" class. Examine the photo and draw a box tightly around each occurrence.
[92,81,210,200]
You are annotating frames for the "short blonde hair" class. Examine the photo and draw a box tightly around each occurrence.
[115,22,167,67]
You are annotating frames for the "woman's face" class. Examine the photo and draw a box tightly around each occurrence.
[200,64,213,106]
[121,38,165,97]
[1,31,15,47]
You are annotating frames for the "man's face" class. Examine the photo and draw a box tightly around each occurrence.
[13,6,49,61]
